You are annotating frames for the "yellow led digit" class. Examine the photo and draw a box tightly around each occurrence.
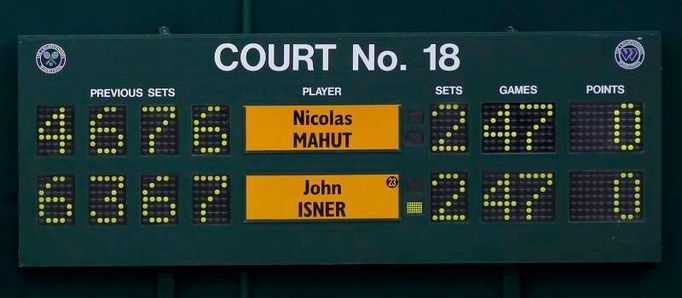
[89,106,126,155]
[430,103,468,153]
[89,175,126,224]
[141,105,178,155]
[570,102,643,152]
[613,172,642,220]
[430,172,468,221]
[37,106,73,155]
[614,103,643,151]
[570,171,643,221]
[141,175,178,225]
[192,105,230,154]
[192,175,230,224]
[482,103,555,153]
[482,171,555,222]
[37,175,74,225]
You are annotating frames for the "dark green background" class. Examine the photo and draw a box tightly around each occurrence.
[2,0,680,297]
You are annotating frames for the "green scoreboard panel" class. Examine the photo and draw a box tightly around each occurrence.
[18,32,661,267]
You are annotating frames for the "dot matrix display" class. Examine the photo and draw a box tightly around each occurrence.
[482,172,555,222]
[482,103,555,153]
[405,201,423,215]
[36,106,74,155]
[89,175,126,224]
[89,106,126,155]
[141,175,178,225]
[141,105,178,155]
[430,103,467,153]
[37,175,74,225]
[570,171,643,222]
[430,172,467,222]
[192,105,230,154]
[570,102,643,152]
[192,175,230,224]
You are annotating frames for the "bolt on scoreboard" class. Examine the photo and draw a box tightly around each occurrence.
[18,32,661,267]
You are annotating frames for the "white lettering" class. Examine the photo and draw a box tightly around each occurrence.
[214,43,239,71]
[499,85,538,95]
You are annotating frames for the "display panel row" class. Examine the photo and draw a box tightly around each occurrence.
[37,105,230,155]
[36,101,643,155]
[38,174,230,225]
[429,102,643,153]
[35,170,642,225]
[426,170,642,222]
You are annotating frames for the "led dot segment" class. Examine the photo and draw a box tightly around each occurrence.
[570,102,643,152]
[89,106,126,155]
[406,201,424,215]
[430,103,467,153]
[482,102,555,153]
[141,175,178,225]
[37,175,74,225]
[430,172,467,222]
[192,105,230,154]
[89,175,126,225]
[482,171,555,222]
[36,106,74,155]
[192,175,230,224]
[141,105,178,155]
[570,171,643,222]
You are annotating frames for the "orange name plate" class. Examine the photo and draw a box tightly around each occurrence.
[246,174,400,221]
[244,105,400,151]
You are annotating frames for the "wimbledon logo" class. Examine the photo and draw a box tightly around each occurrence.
[614,39,645,70]
[35,43,67,74]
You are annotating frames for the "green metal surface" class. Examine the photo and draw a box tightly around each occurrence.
[1,0,681,297]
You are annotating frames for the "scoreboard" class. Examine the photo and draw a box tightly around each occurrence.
[17,32,661,267]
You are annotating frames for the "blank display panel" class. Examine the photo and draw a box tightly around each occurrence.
[570,102,643,152]
[141,105,178,155]
[430,172,468,222]
[192,105,230,154]
[482,172,555,222]
[37,175,74,225]
[430,103,467,153]
[36,106,74,155]
[141,175,178,225]
[89,175,126,225]
[570,171,643,222]
[482,103,555,153]
[192,175,230,224]
[89,106,126,155]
